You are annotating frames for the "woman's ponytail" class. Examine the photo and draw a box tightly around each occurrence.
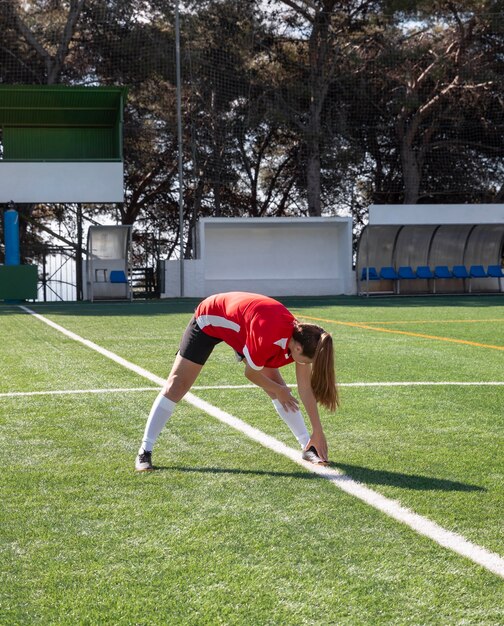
[311,332,338,411]
[292,322,339,411]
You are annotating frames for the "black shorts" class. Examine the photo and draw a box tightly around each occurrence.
[178,316,223,365]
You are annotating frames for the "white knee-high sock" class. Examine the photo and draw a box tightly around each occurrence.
[139,393,176,453]
[272,399,310,449]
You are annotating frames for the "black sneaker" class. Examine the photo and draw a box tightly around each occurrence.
[302,446,329,466]
[135,449,153,471]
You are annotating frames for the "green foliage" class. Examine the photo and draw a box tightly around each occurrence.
[0,1,503,257]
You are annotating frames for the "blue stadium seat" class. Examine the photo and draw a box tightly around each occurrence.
[452,265,470,279]
[110,270,128,283]
[415,266,436,293]
[452,265,472,292]
[379,266,400,293]
[361,267,379,280]
[469,265,488,278]
[379,266,399,280]
[360,266,380,296]
[487,265,504,278]
[416,266,435,279]
[398,266,417,279]
[434,265,452,279]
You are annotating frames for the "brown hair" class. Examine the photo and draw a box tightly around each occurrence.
[292,321,339,411]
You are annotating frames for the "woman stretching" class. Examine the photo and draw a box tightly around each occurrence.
[136,291,338,471]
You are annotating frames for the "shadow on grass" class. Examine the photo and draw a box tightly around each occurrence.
[155,465,318,480]
[331,463,485,492]
[154,463,485,492]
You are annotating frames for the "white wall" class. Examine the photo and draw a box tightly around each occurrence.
[162,217,355,298]
[162,260,205,298]
[0,162,124,202]
[369,204,504,225]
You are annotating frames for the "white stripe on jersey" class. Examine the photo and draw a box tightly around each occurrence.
[242,345,262,370]
[274,338,288,349]
[196,314,241,332]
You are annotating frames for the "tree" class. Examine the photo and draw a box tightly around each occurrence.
[361,0,504,204]
[265,0,380,215]
[1,0,86,84]
[1,0,503,273]
[0,0,89,262]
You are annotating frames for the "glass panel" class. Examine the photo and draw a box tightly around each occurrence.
[356,225,402,273]
[427,225,474,293]
[394,225,439,293]
[356,225,402,293]
[465,224,504,292]
[429,225,473,265]
[88,226,130,260]
[394,225,438,267]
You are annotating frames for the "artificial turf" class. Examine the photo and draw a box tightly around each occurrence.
[1,295,503,624]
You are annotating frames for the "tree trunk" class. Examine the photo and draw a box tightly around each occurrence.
[305,5,334,217]
[400,143,421,204]
[306,122,322,215]
[48,0,85,83]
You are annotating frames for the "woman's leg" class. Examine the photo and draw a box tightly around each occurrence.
[136,355,204,470]
[137,317,219,470]
[261,368,310,449]
[162,353,204,402]
[139,355,203,452]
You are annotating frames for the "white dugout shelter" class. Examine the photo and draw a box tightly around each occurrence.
[357,204,504,295]
[162,217,354,298]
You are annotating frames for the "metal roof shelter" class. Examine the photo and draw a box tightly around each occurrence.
[0,85,127,202]
[357,205,504,295]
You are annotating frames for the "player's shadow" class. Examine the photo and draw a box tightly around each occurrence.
[329,463,485,492]
[155,465,318,480]
[155,464,485,492]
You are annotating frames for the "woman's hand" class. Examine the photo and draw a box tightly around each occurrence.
[275,386,300,412]
[244,363,299,411]
[295,361,328,462]
[305,431,328,463]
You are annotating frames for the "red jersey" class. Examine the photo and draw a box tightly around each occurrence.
[195,292,295,370]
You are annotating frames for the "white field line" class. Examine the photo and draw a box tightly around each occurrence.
[3,381,504,399]
[18,305,504,580]
[338,381,504,387]
[0,387,159,398]
[193,381,504,389]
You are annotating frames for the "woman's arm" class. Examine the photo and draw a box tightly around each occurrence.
[295,361,328,462]
[244,364,299,411]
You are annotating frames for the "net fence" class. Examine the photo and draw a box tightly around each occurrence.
[0,0,503,265]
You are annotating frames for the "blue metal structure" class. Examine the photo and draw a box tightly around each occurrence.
[4,203,20,265]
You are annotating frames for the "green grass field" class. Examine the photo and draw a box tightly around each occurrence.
[1,295,503,625]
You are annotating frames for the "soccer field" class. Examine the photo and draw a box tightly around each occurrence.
[1,295,503,625]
